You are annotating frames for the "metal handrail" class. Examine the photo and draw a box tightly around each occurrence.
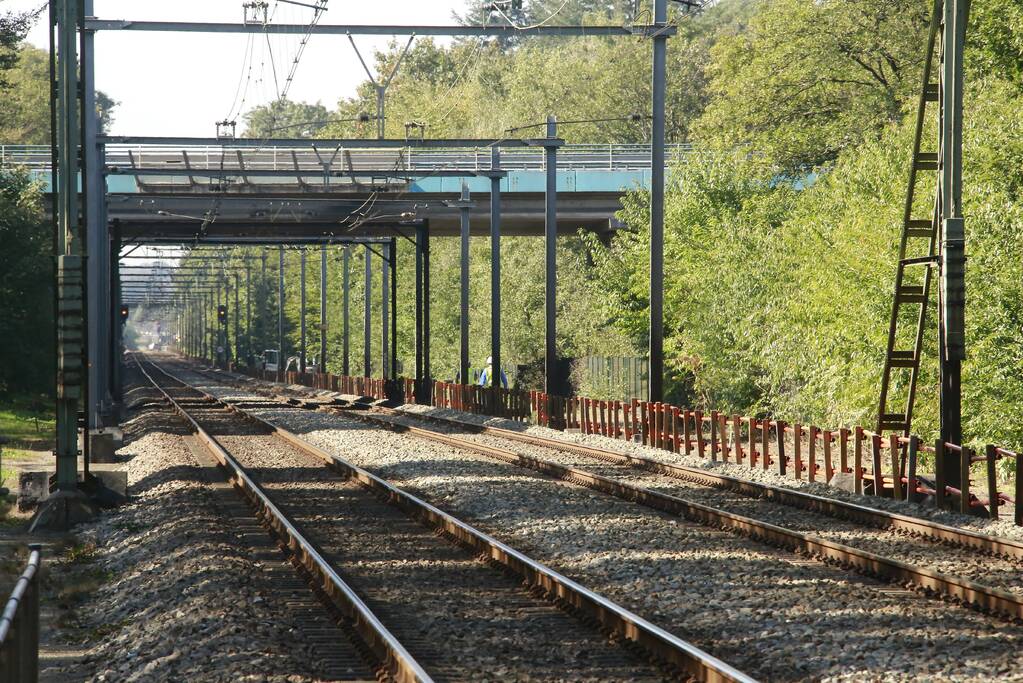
[0,544,42,683]
[0,143,692,173]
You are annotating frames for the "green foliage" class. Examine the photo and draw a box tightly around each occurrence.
[0,4,31,87]
[598,151,798,409]
[0,45,48,143]
[596,79,1023,452]
[320,3,742,143]
[0,396,54,444]
[242,99,330,138]
[0,45,117,144]
[0,168,52,397]
[695,0,931,171]
[969,0,1023,83]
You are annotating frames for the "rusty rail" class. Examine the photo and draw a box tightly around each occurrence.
[232,365,1020,526]
[340,409,1023,621]
[390,410,1023,561]
[135,358,433,683]
[0,544,42,683]
[153,357,754,683]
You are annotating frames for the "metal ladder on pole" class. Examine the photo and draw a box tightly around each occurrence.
[876,1,945,436]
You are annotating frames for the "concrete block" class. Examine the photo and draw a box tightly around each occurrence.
[829,471,857,493]
[80,428,124,464]
[18,471,49,512]
[29,490,99,532]
[17,469,127,512]
[91,470,127,498]
[89,431,120,463]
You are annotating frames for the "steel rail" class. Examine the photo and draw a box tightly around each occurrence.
[337,409,1023,621]
[187,364,1023,560]
[386,408,1023,561]
[132,356,432,683]
[145,357,755,683]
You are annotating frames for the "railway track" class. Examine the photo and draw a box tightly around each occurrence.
[183,362,1023,617]
[177,361,1023,616]
[121,371,381,681]
[134,355,750,683]
[159,357,1023,681]
[360,408,1023,608]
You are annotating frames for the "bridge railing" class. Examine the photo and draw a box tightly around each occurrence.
[0,143,692,174]
[0,544,42,683]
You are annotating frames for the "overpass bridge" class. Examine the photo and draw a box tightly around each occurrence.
[1,141,688,240]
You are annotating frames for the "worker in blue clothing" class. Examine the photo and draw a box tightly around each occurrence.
[478,356,509,389]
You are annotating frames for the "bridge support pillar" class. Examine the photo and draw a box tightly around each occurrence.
[234,272,240,367]
[415,222,431,402]
[277,246,285,381]
[445,183,474,387]
[109,221,123,409]
[390,237,397,384]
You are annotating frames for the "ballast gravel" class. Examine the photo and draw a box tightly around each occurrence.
[401,403,1023,543]
[374,409,1023,596]
[49,382,367,683]
[177,368,1023,682]
[212,433,666,683]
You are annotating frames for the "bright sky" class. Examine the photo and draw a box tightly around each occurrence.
[8,0,466,136]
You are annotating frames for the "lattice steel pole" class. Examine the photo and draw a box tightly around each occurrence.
[939,0,969,450]
[300,249,307,373]
[52,0,85,493]
[489,148,502,389]
[544,116,559,395]
[648,0,668,403]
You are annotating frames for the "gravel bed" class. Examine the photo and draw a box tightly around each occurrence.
[204,365,1022,542]
[399,403,1023,542]
[173,367,1023,682]
[371,410,1023,596]
[59,424,354,682]
[206,432,665,682]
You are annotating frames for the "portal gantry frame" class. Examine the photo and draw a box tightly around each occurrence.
[50,0,677,505]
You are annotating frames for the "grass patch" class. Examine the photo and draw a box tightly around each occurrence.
[0,493,16,527]
[3,447,44,461]
[65,541,99,565]
[0,466,14,488]
[0,394,55,446]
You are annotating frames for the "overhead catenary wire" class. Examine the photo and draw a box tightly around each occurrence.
[492,0,572,30]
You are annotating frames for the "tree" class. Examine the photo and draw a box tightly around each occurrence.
[0,3,32,87]
[0,168,52,396]
[694,0,931,172]
[0,45,118,143]
[323,3,744,142]
[969,0,1023,84]
[241,99,330,138]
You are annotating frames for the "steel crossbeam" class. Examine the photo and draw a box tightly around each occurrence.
[84,19,675,38]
